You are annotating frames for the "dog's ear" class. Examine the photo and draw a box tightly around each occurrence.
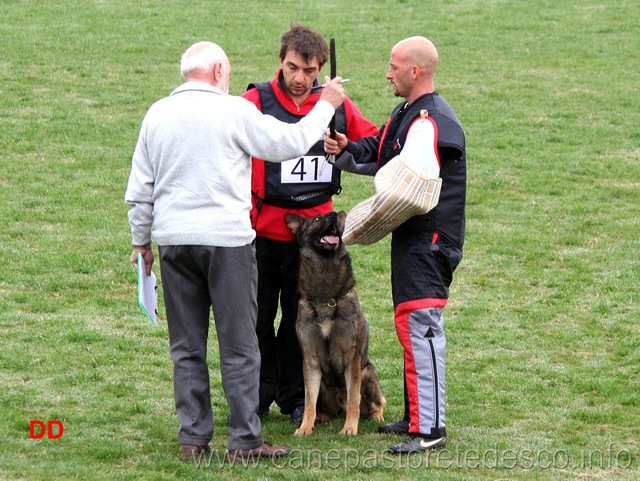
[337,211,347,229]
[284,213,305,236]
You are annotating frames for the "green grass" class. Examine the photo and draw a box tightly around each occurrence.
[1,0,639,479]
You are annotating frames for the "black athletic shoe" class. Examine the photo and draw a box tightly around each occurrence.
[387,436,447,454]
[256,407,270,418]
[291,405,304,425]
[378,418,410,434]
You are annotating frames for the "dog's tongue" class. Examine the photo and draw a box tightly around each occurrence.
[321,235,340,245]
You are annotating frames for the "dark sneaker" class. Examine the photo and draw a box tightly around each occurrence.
[378,418,410,434]
[387,436,446,454]
[291,405,304,425]
[256,406,270,418]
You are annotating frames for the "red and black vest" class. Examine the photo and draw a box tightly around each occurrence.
[248,81,348,209]
[380,93,466,250]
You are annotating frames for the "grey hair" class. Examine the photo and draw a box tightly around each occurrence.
[180,41,227,78]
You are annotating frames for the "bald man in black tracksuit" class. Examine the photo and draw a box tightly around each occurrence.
[325,36,466,454]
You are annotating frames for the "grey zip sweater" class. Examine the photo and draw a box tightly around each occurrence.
[125,81,335,248]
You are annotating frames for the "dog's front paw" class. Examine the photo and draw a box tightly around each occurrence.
[294,425,314,436]
[340,424,358,436]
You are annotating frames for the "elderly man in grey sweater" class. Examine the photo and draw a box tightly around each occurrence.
[125,41,345,460]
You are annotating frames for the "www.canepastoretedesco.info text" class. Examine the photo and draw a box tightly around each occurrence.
[186,443,634,472]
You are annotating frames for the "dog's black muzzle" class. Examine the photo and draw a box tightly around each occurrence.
[315,212,343,251]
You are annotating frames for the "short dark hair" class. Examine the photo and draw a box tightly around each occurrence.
[280,23,329,67]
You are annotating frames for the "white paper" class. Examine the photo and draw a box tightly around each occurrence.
[137,252,157,326]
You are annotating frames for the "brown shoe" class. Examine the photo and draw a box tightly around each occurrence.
[228,442,291,460]
[179,444,211,461]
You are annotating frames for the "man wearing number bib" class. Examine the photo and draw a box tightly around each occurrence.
[242,23,378,423]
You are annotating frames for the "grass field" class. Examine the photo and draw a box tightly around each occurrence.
[1,0,639,479]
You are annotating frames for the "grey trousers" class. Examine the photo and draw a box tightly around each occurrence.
[159,244,263,450]
[395,303,447,439]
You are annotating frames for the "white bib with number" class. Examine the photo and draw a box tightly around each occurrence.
[280,155,333,184]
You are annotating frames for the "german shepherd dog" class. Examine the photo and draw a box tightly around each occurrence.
[284,211,386,436]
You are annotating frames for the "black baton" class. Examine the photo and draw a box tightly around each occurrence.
[327,37,336,164]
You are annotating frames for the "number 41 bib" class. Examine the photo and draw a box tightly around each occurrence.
[280,155,334,184]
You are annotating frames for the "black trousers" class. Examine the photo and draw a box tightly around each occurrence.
[254,236,305,414]
[390,233,461,439]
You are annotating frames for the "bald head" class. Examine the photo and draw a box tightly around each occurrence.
[386,36,439,104]
[394,36,438,76]
[180,41,231,93]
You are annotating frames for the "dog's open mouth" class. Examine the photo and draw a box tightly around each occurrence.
[319,235,340,245]
[316,223,342,248]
